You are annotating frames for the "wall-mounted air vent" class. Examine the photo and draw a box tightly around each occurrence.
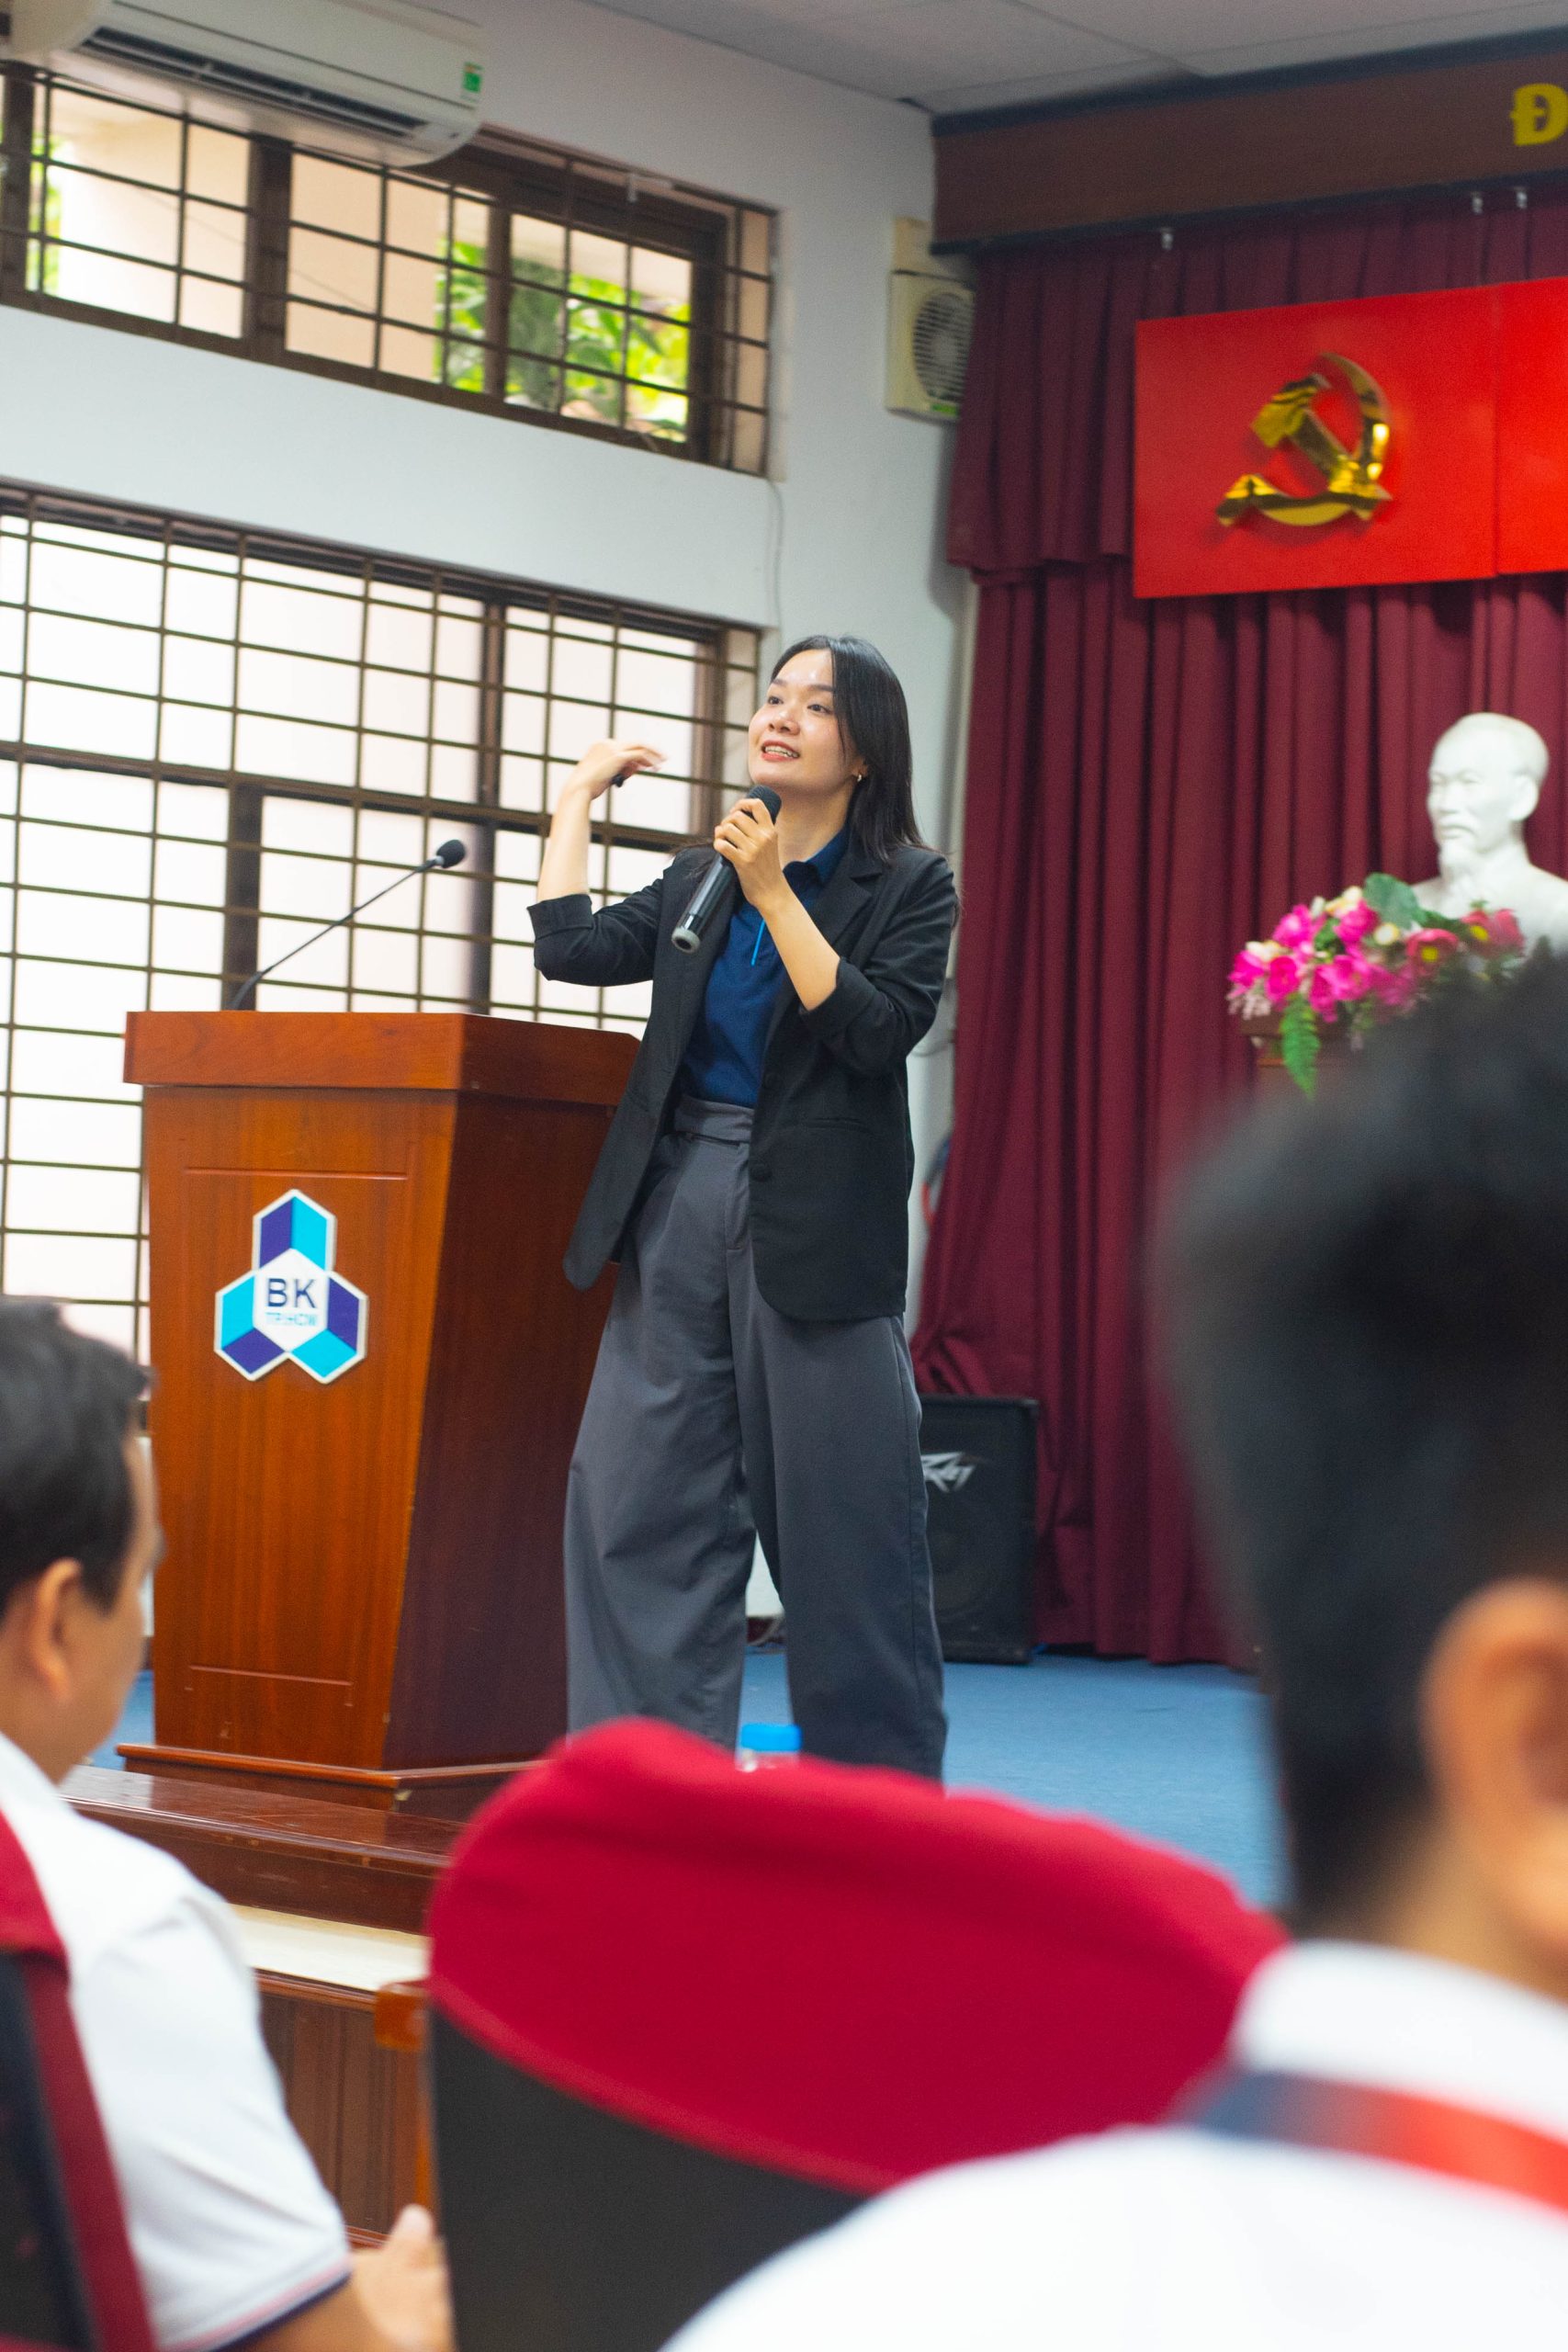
[886,217,974,424]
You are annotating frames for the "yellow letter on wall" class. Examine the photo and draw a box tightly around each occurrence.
[1513,83,1568,145]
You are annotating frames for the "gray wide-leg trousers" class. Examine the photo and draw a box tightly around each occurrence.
[564,1098,946,1779]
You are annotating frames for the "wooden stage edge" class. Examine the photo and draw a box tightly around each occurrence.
[116,1742,527,1819]
[64,1762,459,1931]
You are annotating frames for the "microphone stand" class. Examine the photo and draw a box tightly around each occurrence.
[227,844,465,1010]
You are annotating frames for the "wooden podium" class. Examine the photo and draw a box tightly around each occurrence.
[121,1011,634,1814]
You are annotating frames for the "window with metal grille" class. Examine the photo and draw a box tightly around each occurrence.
[0,479,761,1352]
[0,66,773,472]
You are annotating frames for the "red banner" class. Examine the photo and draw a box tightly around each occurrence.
[1134,280,1568,599]
[1496,277,1568,576]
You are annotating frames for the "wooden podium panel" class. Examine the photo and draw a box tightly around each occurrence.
[125,1012,633,1807]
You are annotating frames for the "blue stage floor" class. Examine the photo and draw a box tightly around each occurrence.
[101,1653,1283,1907]
[749,1652,1281,1905]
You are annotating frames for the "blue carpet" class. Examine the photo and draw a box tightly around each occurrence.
[95,1669,152,1764]
[100,1655,1282,1906]
[743,1651,1282,1907]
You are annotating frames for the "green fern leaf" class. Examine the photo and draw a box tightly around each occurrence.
[1280,993,1321,1097]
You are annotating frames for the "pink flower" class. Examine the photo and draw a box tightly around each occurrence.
[1405,926,1460,969]
[1308,955,1372,1018]
[1307,965,1340,1018]
[1471,907,1525,956]
[1368,961,1419,1012]
[1228,945,1272,992]
[1265,953,1302,1004]
[1272,904,1319,953]
[1336,899,1378,948]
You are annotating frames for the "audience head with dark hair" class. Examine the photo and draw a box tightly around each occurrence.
[0,1298,155,1784]
[1162,950,1568,1971]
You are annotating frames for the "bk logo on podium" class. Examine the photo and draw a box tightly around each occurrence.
[216,1191,368,1385]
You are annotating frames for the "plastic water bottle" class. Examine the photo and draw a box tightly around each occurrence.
[737,1722,802,1770]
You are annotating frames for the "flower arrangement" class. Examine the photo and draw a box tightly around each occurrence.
[1228,872,1526,1093]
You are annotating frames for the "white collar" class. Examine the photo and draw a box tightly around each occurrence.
[1232,1940,1568,2144]
[0,1724,71,1816]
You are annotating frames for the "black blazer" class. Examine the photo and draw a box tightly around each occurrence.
[529,836,956,1322]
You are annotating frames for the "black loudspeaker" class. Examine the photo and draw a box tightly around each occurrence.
[919,1396,1039,1665]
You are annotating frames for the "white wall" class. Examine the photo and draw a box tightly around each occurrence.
[0,0,965,1269]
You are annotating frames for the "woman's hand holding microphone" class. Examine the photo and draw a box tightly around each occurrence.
[713,797,787,914]
[712,795,841,1012]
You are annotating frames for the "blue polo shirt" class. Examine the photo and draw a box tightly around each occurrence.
[679,829,849,1107]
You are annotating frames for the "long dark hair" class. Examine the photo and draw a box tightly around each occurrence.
[771,635,927,865]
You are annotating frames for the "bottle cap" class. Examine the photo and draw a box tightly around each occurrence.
[738,1723,802,1754]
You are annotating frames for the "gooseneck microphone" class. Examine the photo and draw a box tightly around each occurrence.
[227,839,467,1009]
[671,786,782,956]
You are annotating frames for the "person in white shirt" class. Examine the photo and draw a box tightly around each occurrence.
[0,1299,449,2352]
[671,951,1568,2351]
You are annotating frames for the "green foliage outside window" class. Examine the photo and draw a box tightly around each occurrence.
[27,136,62,296]
[437,237,692,440]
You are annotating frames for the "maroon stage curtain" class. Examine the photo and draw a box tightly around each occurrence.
[913,190,1568,1663]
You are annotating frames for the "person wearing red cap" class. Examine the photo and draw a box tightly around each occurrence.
[426,1715,1280,2347]
[530,638,953,1778]
[670,959,1568,2349]
[429,1715,1280,2188]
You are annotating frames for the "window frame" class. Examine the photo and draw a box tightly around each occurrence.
[0,64,774,474]
[0,474,761,1342]
[0,473,760,1010]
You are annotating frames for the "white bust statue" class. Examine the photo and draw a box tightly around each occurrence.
[1416,711,1568,952]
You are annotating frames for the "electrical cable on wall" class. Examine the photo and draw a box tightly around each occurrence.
[764,474,786,657]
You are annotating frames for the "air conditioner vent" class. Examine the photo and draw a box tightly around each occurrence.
[79,27,426,132]
[12,0,485,166]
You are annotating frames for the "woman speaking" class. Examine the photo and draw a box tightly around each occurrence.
[530,636,953,1779]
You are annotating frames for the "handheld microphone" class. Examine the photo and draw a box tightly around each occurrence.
[227,839,467,1009]
[671,786,782,956]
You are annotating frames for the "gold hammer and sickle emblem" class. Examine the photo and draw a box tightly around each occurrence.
[1217,353,1393,529]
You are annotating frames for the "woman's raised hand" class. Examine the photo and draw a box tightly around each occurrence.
[539,741,663,903]
[565,740,665,804]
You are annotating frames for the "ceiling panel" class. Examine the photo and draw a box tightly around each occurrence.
[572,0,1568,110]
[1066,0,1568,73]
[566,0,1156,102]
[918,57,1179,111]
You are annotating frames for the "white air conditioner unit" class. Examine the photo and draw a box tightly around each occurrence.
[9,0,486,165]
[886,217,974,424]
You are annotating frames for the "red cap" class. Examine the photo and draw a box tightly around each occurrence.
[428,1719,1282,2195]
